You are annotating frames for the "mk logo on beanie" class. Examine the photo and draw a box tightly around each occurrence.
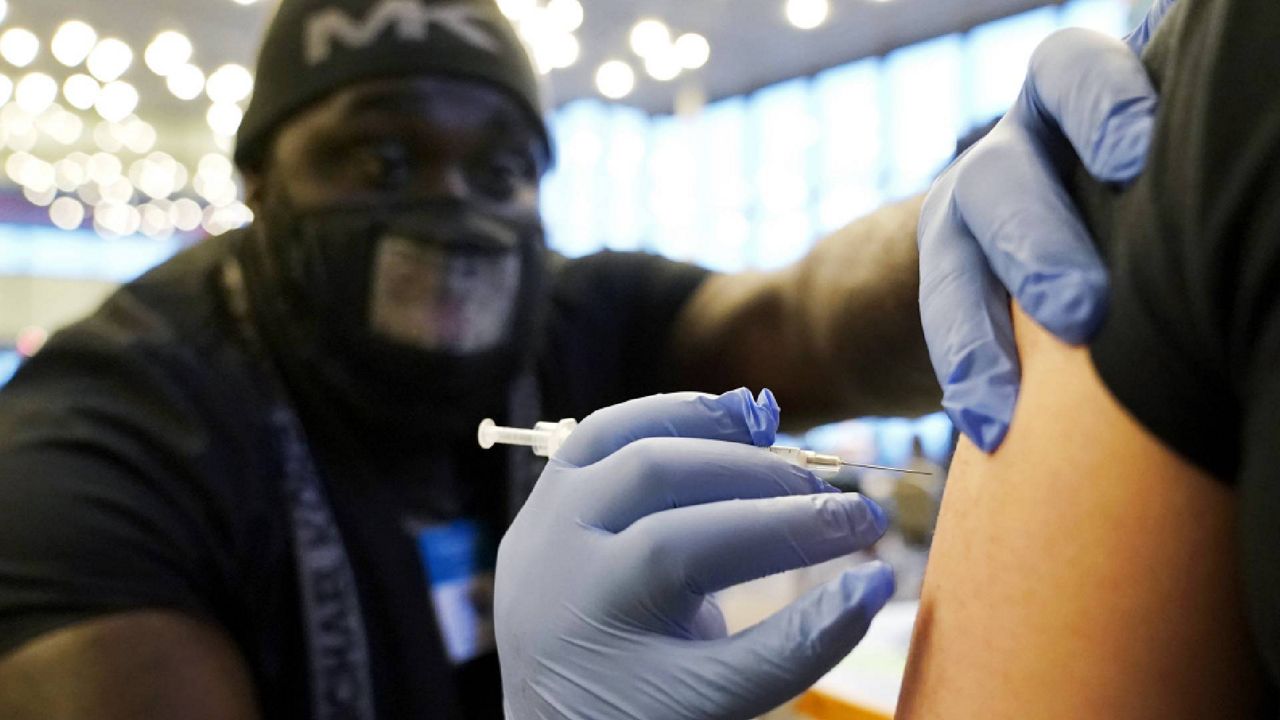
[236,0,549,170]
[305,1,500,65]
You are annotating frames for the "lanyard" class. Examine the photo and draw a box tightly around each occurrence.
[222,257,377,720]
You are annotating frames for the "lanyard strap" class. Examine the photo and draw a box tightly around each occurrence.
[221,257,377,720]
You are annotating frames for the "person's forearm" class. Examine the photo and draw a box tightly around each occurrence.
[670,194,939,430]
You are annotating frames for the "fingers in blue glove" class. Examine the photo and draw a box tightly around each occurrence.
[918,175,1021,451]
[679,562,895,719]
[554,387,779,468]
[621,492,888,597]
[1027,28,1158,182]
[582,436,838,533]
[1123,0,1177,55]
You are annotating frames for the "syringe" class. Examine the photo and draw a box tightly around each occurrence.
[477,418,931,478]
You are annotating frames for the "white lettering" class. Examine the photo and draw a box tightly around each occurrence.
[305,0,501,66]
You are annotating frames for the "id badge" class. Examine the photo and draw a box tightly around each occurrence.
[415,519,497,665]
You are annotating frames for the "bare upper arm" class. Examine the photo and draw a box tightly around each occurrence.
[0,611,260,720]
[896,304,1266,718]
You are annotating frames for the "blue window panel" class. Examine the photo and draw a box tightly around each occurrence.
[601,106,651,252]
[817,182,883,235]
[692,99,753,271]
[546,99,610,258]
[647,115,701,260]
[0,351,19,387]
[753,209,813,271]
[699,97,751,215]
[884,35,965,198]
[813,58,883,187]
[698,210,751,273]
[1060,0,1131,37]
[749,78,817,216]
[965,7,1059,127]
[914,412,956,464]
[0,225,182,281]
[872,417,918,468]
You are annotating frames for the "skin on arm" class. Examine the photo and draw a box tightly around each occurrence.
[896,304,1266,719]
[670,194,940,430]
[0,610,261,720]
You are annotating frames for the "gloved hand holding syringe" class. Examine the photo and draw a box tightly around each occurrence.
[478,417,931,478]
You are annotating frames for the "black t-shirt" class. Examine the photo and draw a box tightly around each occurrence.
[1072,0,1280,702]
[0,231,707,718]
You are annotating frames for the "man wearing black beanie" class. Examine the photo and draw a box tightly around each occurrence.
[0,0,1127,718]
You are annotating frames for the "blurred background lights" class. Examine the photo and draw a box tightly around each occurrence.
[205,63,253,104]
[0,73,13,107]
[496,0,536,22]
[206,102,243,136]
[95,80,139,122]
[166,63,205,100]
[170,197,202,232]
[545,0,583,32]
[86,38,133,83]
[629,19,670,58]
[644,48,681,82]
[49,196,85,230]
[51,21,97,67]
[62,73,99,110]
[786,0,831,29]
[0,0,8,25]
[0,29,40,68]
[595,60,634,100]
[15,73,57,115]
[145,31,194,77]
[674,33,710,70]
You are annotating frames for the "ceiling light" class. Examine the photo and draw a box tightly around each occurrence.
[230,0,261,5]
[139,201,174,237]
[20,157,55,193]
[52,21,98,67]
[121,118,157,154]
[145,31,193,76]
[54,157,87,191]
[545,33,580,71]
[87,38,133,83]
[205,63,253,104]
[63,74,100,110]
[206,102,243,136]
[0,0,8,25]
[24,185,57,207]
[497,0,536,22]
[785,0,830,30]
[88,152,123,185]
[101,176,135,205]
[0,29,39,68]
[15,73,57,115]
[595,60,635,100]
[50,196,86,230]
[630,19,671,58]
[198,152,233,180]
[674,33,710,70]
[167,64,205,100]
[644,49,681,82]
[170,197,202,232]
[95,81,138,122]
[43,109,83,145]
[0,74,12,107]
[545,0,584,32]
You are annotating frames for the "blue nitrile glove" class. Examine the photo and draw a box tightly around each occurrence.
[495,388,894,720]
[917,0,1176,452]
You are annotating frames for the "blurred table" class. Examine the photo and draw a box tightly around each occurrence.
[792,600,918,720]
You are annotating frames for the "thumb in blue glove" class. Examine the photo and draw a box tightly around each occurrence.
[495,388,894,720]
[917,0,1175,452]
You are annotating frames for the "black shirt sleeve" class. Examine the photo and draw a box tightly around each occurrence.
[1073,0,1280,695]
[539,250,710,420]
[0,285,269,657]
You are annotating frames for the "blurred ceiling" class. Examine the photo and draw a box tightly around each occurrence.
[0,0,1057,233]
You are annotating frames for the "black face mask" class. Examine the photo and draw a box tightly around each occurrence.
[240,195,548,439]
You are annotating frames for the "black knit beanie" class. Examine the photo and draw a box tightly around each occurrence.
[235,0,549,171]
